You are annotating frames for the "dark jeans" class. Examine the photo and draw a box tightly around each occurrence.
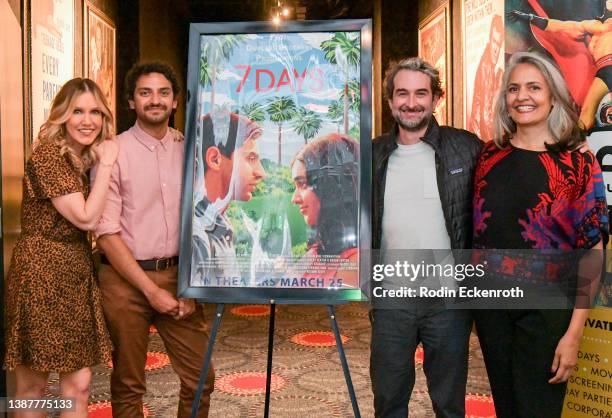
[473,309,573,418]
[370,307,472,418]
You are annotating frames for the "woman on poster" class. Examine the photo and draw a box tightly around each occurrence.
[4,78,118,417]
[471,52,609,418]
[289,133,360,288]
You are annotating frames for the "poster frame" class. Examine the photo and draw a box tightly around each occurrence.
[418,2,452,124]
[461,0,505,138]
[83,1,116,122]
[178,19,373,304]
[22,0,77,160]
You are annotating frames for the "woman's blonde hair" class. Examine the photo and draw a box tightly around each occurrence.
[492,51,585,151]
[36,78,114,179]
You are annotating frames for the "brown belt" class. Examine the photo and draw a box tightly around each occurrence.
[100,254,179,271]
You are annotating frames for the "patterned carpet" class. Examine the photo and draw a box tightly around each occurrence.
[53,302,494,417]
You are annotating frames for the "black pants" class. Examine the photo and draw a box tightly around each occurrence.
[370,308,471,418]
[473,309,573,418]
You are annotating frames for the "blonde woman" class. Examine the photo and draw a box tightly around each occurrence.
[4,78,118,417]
[472,52,608,417]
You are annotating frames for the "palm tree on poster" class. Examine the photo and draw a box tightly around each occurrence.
[266,96,296,165]
[239,102,266,123]
[199,34,246,110]
[320,32,360,134]
[327,100,343,133]
[341,78,360,115]
[292,107,322,144]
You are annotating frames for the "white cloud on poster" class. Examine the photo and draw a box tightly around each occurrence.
[298,32,334,49]
[301,88,341,101]
[304,103,329,113]
[218,68,242,81]
[199,92,236,107]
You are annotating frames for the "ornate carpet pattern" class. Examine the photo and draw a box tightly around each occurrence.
[49,303,494,417]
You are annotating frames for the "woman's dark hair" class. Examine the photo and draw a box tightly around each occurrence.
[291,133,359,255]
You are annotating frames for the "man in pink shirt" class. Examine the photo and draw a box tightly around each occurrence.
[95,62,214,418]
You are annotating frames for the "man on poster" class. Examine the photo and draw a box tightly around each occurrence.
[468,14,504,142]
[370,57,482,417]
[191,111,267,286]
[508,1,611,129]
[95,62,215,418]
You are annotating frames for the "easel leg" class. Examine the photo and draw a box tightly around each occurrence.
[263,303,276,418]
[327,305,361,418]
[190,303,224,418]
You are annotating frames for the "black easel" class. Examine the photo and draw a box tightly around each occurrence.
[189,301,361,418]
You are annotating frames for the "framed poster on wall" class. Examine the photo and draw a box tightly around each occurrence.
[179,20,372,303]
[419,2,451,125]
[462,0,505,142]
[23,0,76,154]
[504,0,611,133]
[84,2,116,121]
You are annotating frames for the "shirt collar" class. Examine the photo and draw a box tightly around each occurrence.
[131,122,173,151]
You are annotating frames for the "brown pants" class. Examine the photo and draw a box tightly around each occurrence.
[99,264,215,418]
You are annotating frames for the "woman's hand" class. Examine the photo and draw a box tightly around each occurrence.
[93,138,119,167]
[549,331,581,383]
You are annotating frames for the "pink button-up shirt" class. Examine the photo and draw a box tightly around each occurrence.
[94,123,185,260]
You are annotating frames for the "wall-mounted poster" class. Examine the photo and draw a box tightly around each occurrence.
[419,3,451,125]
[27,0,75,147]
[505,0,611,132]
[84,2,115,119]
[179,20,372,303]
[462,0,505,141]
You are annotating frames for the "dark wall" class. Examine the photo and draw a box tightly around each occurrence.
[380,0,419,133]
[139,0,189,132]
[115,1,140,133]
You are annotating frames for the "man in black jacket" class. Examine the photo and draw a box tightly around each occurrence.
[370,57,482,418]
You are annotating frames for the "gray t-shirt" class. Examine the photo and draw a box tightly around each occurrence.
[381,141,453,289]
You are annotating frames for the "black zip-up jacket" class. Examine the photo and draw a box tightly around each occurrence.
[372,119,483,250]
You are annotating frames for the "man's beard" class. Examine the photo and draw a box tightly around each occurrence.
[142,104,171,124]
[392,107,432,131]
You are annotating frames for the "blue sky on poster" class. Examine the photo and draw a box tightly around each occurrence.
[198,31,360,165]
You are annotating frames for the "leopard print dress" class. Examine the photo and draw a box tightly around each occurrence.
[4,141,112,372]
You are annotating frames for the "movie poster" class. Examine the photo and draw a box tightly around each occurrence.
[30,0,74,143]
[186,31,362,292]
[85,4,115,120]
[419,3,451,125]
[462,0,505,141]
[561,307,612,418]
[505,0,611,131]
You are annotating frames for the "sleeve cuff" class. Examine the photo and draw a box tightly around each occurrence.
[94,222,122,240]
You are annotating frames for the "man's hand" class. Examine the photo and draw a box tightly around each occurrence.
[147,286,179,316]
[576,141,592,154]
[175,299,197,320]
